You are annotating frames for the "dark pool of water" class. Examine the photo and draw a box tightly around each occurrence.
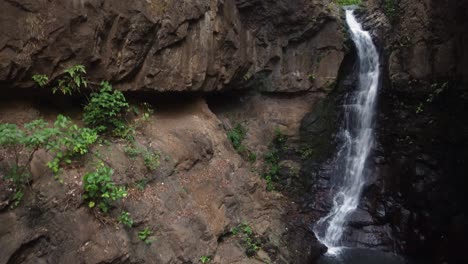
[318,248,409,264]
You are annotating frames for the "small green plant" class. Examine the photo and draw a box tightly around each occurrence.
[261,130,286,191]
[227,123,256,162]
[273,128,287,147]
[124,144,160,172]
[118,211,134,228]
[83,81,129,135]
[263,150,280,191]
[143,149,160,171]
[33,65,87,94]
[308,74,316,81]
[123,102,154,141]
[299,146,314,160]
[55,65,88,95]
[11,190,24,208]
[247,152,257,164]
[200,256,211,263]
[135,178,149,190]
[230,223,261,257]
[384,0,397,22]
[415,103,424,114]
[124,145,142,159]
[32,74,49,87]
[227,124,247,152]
[335,0,361,6]
[427,82,447,103]
[138,227,154,244]
[82,164,127,213]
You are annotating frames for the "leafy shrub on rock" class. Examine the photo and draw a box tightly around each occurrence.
[230,223,261,257]
[83,81,129,135]
[227,123,256,163]
[118,211,134,227]
[0,120,57,206]
[47,115,98,175]
[33,65,87,95]
[0,115,100,207]
[138,227,154,244]
[82,164,127,213]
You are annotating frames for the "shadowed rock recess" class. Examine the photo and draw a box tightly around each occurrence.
[1,0,468,263]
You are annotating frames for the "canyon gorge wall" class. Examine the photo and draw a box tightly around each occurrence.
[1,0,467,263]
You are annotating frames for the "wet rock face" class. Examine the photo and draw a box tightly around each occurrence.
[295,1,468,261]
[364,0,468,86]
[0,0,345,93]
[362,0,468,262]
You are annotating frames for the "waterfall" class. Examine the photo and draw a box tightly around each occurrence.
[314,8,380,255]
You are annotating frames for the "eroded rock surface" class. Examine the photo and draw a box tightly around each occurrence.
[0,0,346,93]
[0,98,303,264]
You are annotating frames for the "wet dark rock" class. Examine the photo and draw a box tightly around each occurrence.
[344,224,394,250]
[362,0,468,262]
[346,209,374,228]
[318,248,407,264]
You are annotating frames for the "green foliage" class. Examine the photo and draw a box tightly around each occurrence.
[308,74,316,81]
[143,149,160,171]
[124,145,142,159]
[32,74,49,87]
[124,144,160,172]
[262,129,286,191]
[1,116,98,206]
[427,82,448,103]
[124,102,154,141]
[34,66,153,141]
[227,124,247,151]
[83,81,129,135]
[247,152,257,164]
[82,164,127,213]
[227,123,256,163]
[230,223,261,257]
[273,128,287,147]
[135,178,149,190]
[11,190,24,208]
[263,150,279,191]
[299,146,314,160]
[46,115,98,176]
[118,211,134,228]
[200,256,211,263]
[335,0,361,6]
[138,227,154,244]
[55,65,88,95]
[0,119,59,206]
[384,0,397,21]
[415,103,424,114]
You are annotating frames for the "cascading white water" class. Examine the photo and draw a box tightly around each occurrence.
[314,8,380,255]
